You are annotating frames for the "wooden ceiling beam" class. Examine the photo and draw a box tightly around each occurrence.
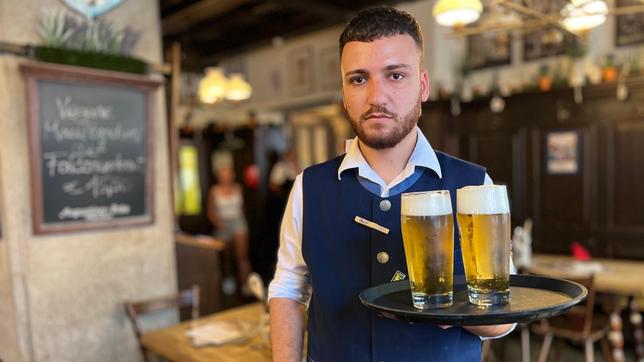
[162,0,252,36]
[274,0,351,22]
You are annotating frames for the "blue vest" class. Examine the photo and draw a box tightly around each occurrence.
[302,151,486,362]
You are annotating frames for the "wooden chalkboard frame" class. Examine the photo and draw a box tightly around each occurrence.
[21,61,162,234]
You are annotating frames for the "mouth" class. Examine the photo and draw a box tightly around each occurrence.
[364,113,393,120]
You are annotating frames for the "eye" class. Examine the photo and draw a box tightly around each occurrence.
[390,73,405,81]
[349,76,366,85]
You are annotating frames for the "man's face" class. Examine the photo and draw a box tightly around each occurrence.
[341,34,429,150]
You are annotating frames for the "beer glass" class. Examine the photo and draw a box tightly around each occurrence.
[456,185,511,306]
[401,190,454,309]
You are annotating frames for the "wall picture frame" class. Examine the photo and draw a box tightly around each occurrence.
[546,131,580,175]
[616,0,644,47]
[318,46,341,90]
[467,32,512,70]
[523,28,573,61]
[287,46,315,96]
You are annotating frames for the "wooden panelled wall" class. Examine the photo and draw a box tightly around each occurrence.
[422,76,644,259]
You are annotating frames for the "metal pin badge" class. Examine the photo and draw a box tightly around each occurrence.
[391,270,407,282]
[354,216,390,235]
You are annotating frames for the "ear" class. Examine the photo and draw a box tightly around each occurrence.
[420,69,430,102]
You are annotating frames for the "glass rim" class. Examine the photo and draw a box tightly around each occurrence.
[457,184,507,192]
[401,190,450,198]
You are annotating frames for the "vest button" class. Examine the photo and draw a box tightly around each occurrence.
[379,199,391,212]
[376,251,390,264]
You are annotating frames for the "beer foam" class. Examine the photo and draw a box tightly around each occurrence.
[401,191,452,216]
[457,185,510,215]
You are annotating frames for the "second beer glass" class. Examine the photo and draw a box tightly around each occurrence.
[457,185,511,306]
[401,190,454,309]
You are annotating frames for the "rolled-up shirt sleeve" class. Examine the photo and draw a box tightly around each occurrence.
[268,174,312,306]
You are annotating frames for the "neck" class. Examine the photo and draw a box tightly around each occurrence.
[359,128,418,184]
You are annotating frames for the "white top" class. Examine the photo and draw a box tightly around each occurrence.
[268,127,513,339]
[214,187,243,221]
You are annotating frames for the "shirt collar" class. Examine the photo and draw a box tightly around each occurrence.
[337,126,442,182]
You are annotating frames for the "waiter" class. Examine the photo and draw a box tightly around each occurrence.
[268,6,514,361]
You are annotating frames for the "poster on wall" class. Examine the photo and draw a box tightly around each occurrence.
[21,62,161,234]
[546,131,580,175]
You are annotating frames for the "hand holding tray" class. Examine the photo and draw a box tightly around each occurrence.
[359,274,586,325]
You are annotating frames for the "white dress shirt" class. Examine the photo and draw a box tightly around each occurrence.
[268,127,514,339]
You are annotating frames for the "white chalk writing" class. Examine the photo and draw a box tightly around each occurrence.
[57,203,132,221]
[62,175,130,199]
[55,96,112,122]
[44,153,143,177]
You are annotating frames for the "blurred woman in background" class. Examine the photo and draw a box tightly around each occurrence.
[208,164,252,295]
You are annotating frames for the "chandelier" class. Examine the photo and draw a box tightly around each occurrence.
[433,0,644,37]
[198,67,252,104]
[560,0,609,33]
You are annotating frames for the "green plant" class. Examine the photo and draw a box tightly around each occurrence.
[565,37,587,59]
[38,8,139,55]
[38,9,75,47]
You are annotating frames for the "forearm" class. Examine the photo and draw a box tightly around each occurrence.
[270,297,306,362]
[463,323,514,338]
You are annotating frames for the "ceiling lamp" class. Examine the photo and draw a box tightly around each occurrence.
[433,0,483,27]
[198,67,228,104]
[224,73,252,101]
[560,0,608,33]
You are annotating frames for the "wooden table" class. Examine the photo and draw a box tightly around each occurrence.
[526,254,644,297]
[141,302,271,362]
[525,253,644,362]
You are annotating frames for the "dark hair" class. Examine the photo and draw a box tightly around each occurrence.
[339,6,423,57]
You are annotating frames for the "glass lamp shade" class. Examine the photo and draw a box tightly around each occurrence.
[560,0,608,33]
[225,73,252,101]
[198,67,228,104]
[433,0,483,27]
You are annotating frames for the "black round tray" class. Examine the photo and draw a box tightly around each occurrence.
[359,274,587,325]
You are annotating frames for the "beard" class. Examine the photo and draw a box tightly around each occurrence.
[348,94,421,150]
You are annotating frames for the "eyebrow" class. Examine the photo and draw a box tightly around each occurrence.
[384,64,411,71]
[344,64,412,78]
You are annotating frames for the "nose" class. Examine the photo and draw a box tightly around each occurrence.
[367,77,388,106]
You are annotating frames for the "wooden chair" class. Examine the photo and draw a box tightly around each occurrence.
[125,285,200,362]
[531,275,612,362]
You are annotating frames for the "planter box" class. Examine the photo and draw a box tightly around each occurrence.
[34,46,146,74]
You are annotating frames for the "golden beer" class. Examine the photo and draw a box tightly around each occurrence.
[401,190,454,309]
[457,185,511,306]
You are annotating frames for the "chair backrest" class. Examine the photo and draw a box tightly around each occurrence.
[538,274,596,337]
[568,274,596,336]
[124,285,200,361]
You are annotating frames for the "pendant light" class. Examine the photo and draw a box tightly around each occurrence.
[433,0,483,27]
[198,67,228,104]
[560,0,608,33]
[225,73,252,101]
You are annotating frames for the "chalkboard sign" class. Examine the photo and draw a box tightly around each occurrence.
[21,62,161,234]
